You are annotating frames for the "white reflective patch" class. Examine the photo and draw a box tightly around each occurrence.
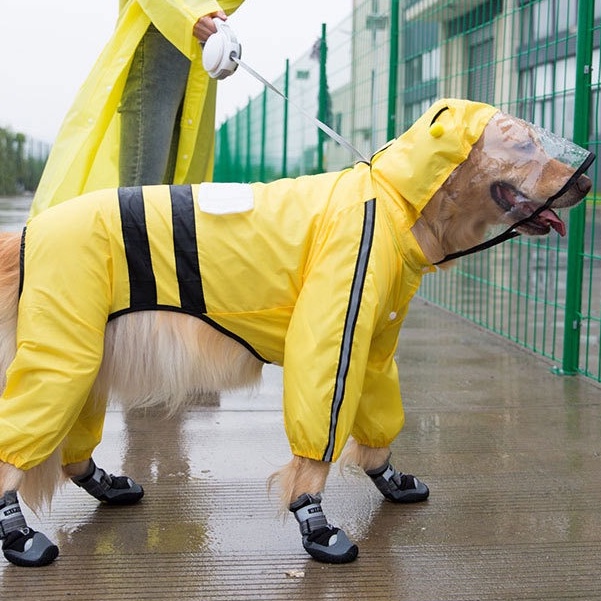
[197,183,254,214]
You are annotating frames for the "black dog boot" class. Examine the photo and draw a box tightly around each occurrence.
[1,491,59,567]
[290,492,358,564]
[71,459,144,505]
[366,458,429,503]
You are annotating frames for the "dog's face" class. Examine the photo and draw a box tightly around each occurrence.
[414,112,593,264]
[481,112,592,236]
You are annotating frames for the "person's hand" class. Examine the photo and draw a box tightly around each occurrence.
[194,10,227,44]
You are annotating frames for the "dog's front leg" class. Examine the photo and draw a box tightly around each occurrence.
[0,461,59,567]
[342,440,430,503]
[271,456,359,564]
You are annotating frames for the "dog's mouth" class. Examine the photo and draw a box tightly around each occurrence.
[490,182,566,236]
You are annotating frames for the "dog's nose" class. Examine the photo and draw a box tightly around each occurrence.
[577,174,592,195]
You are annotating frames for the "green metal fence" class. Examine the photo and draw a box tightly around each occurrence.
[215,0,601,383]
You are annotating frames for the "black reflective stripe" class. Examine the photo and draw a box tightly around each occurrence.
[18,226,26,297]
[322,199,376,462]
[170,185,206,313]
[118,187,157,309]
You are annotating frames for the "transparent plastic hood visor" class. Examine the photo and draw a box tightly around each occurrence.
[434,122,595,265]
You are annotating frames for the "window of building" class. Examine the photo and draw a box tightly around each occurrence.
[521,0,577,41]
[468,26,495,103]
[402,20,439,126]
[517,0,579,137]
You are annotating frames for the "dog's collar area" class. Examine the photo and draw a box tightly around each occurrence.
[433,150,595,266]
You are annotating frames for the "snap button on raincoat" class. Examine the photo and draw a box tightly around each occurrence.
[0,99,498,471]
[30,0,245,216]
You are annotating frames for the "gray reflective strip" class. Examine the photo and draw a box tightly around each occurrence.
[322,199,376,462]
[293,503,329,535]
[294,503,324,524]
[381,465,395,481]
[0,503,27,537]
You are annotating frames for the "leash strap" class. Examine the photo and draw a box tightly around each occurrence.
[233,57,369,164]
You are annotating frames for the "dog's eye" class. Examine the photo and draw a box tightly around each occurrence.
[516,140,535,152]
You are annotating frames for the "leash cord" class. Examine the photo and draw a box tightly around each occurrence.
[232,56,369,164]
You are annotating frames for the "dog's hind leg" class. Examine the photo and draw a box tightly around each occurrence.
[270,456,359,564]
[67,458,145,505]
[342,439,430,503]
[60,394,144,506]
[0,461,24,495]
[0,460,59,567]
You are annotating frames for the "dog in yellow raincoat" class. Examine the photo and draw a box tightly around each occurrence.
[0,99,594,567]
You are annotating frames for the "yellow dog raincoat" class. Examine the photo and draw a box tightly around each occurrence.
[0,99,498,471]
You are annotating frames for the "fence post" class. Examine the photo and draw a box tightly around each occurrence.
[215,121,230,181]
[245,100,251,180]
[260,87,267,180]
[318,23,328,173]
[282,59,290,178]
[560,0,594,375]
[387,0,400,140]
[235,108,242,181]
[282,59,290,177]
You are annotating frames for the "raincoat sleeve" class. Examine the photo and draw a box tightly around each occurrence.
[282,200,387,463]
[350,324,405,449]
[0,202,113,471]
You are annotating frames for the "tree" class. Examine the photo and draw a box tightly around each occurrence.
[0,128,48,195]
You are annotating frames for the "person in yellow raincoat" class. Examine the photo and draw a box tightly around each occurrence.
[31,0,245,216]
[1,99,500,566]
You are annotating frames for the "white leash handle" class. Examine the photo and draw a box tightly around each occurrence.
[202,19,241,80]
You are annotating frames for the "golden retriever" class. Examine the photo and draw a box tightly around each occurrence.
[0,100,593,567]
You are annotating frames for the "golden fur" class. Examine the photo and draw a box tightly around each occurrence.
[0,113,592,519]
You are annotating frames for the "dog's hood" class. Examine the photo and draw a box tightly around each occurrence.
[369,98,499,229]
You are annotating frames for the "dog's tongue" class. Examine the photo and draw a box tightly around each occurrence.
[540,208,566,236]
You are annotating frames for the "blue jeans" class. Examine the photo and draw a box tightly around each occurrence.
[119,25,191,186]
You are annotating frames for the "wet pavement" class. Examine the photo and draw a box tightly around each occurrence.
[1,298,600,600]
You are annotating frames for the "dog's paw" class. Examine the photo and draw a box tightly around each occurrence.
[290,492,359,563]
[302,526,358,564]
[71,460,144,505]
[366,463,430,503]
[2,528,59,567]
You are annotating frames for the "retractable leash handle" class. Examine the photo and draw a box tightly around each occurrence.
[201,18,241,80]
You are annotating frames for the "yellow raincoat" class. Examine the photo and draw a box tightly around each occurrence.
[31,0,244,216]
[0,99,498,471]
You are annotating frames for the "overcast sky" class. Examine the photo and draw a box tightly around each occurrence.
[0,0,352,143]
